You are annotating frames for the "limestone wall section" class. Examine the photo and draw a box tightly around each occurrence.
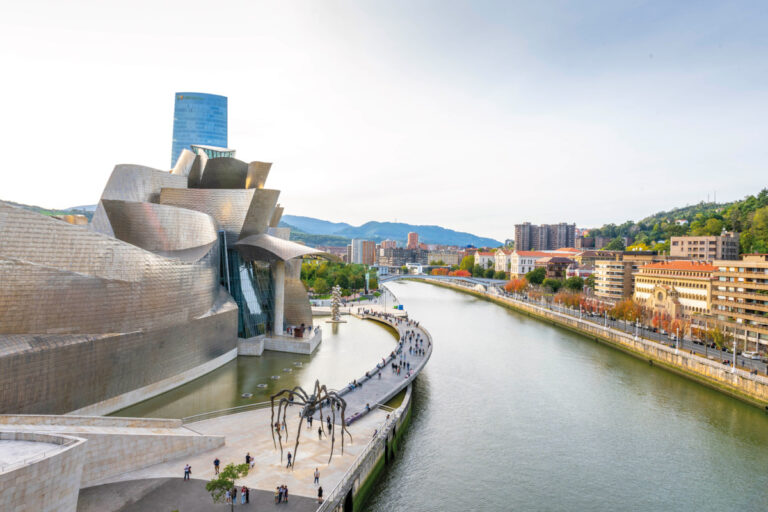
[0,432,86,512]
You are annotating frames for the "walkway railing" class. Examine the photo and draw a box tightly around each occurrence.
[180,401,273,425]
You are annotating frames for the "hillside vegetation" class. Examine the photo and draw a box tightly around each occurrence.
[590,189,768,253]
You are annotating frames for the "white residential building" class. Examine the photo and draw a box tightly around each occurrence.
[494,249,512,273]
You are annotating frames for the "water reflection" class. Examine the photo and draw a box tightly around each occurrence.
[114,316,397,419]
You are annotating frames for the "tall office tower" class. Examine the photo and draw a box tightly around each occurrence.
[407,232,419,249]
[171,92,228,166]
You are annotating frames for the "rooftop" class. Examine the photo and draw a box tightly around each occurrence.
[640,261,716,272]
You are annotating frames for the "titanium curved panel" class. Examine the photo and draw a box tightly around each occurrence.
[246,161,271,189]
[171,148,197,176]
[102,199,218,254]
[269,205,284,228]
[235,233,336,262]
[240,189,280,240]
[196,157,249,189]
[91,164,188,236]
[284,277,313,328]
[187,155,204,188]
[158,188,256,245]
[0,203,220,335]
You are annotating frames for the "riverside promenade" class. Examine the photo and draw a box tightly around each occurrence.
[76,298,432,511]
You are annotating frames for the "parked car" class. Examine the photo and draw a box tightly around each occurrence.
[742,351,762,360]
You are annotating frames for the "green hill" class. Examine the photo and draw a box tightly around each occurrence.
[590,189,768,253]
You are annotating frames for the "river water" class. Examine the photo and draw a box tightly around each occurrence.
[367,281,768,511]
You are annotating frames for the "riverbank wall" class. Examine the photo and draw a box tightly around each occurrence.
[423,279,768,409]
[319,385,414,512]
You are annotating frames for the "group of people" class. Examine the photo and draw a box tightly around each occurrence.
[274,484,289,504]
[225,486,250,505]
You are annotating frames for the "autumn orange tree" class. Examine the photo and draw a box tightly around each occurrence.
[554,291,581,308]
[431,268,449,276]
[449,269,471,277]
[610,299,643,322]
[504,278,528,293]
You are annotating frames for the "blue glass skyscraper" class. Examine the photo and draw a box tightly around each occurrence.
[171,92,228,166]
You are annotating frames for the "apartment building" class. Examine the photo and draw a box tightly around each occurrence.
[594,252,666,304]
[494,249,512,273]
[712,254,768,348]
[633,261,715,318]
[670,232,739,261]
[475,251,496,270]
[515,222,576,251]
[427,251,460,266]
[379,247,428,267]
[350,239,376,265]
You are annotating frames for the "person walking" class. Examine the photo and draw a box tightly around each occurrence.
[314,467,320,485]
[225,489,231,505]
[244,486,250,504]
[327,415,332,431]
[183,464,191,480]
[245,452,251,466]
[318,426,323,440]
[317,486,323,503]
[213,457,220,475]
[287,451,292,467]
[284,485,289,503]
[231,486,237,504]
[241,486,246,505]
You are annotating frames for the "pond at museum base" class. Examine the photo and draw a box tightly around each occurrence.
[366,281,768,511]
[114,317,398,419]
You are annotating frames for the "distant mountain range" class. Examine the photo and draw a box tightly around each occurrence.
[0,200,501,247]
[280,215,502,247]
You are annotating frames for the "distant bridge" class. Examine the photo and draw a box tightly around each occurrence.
[379,274,507,288]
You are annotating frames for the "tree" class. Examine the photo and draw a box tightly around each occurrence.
[459,255,474,271]
[206,463,250,512]
[703,218,724,236]
[626,242,650,251]
[472,264,485,277]
[484,268,495,278]
[584,274,596,289]
[505,278,528,293]
[431,267,449,275]
[542,278,563,292]
[493,271,507,280]
[449,269,471,277]
[525,267,546,285]
[429,260,446,265]
[563,276,584,292]
[603,237,625,251]
[313,277,330,295]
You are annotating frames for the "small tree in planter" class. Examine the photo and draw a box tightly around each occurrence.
[206,463,249,512]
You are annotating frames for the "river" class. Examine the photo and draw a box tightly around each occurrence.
[366,280,768,511]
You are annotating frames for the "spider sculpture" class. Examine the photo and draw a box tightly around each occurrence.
[270,379,352,466]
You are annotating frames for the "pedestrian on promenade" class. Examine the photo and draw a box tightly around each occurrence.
[318,486,323,503]
[327,415,332,431]
[287,451,292,467]
[314,467,320,485]
[226,490,232,504]
[241,486,246,504]
[244,486,250,504]
[183,464,191,480]
[318,426,323,439]
[275,487,280,504]
[245,452,251,465]
[232,486,237,503]
[213,457,220,475]
[284,485,289,502]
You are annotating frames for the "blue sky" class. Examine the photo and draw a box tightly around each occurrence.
[1,1,765,240]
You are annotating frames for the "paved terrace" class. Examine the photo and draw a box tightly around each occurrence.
[78,302,432,510]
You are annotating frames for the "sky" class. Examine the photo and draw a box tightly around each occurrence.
[1,0,766,241]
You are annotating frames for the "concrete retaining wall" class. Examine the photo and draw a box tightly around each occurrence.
[319,385,414,512]
[0,432,86,512]
[427,279,768,409]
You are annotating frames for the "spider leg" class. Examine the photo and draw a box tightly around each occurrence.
[291,414,305,469]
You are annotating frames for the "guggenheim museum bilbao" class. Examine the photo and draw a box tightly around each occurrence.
[0,144,329,415]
